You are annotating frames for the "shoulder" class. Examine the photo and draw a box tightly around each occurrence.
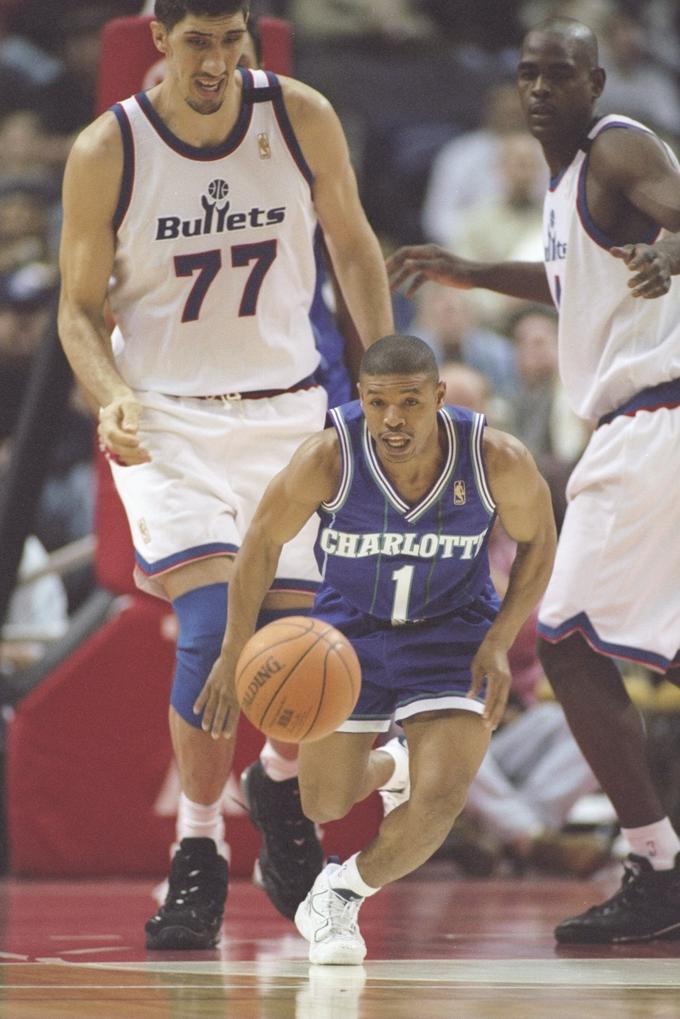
[277,74,342,145]
[65,110,123,186]
[589,119,673,182]
[287,426,341,502]
[482,427,536,486]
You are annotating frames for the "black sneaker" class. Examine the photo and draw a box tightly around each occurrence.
[555,852,680,943]
[241,760,323,920]
[145,838,228,950]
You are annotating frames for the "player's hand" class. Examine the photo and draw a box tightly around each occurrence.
[194,651,241,741]
[467,638,512,731]
[386,244,476,298]
[98,394,151,466]
[610,243,672,299]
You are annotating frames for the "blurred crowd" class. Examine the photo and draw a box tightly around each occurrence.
[2,0,680,869]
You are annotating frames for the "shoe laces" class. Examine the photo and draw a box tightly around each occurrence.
[165,850,224,912]
[324,888,362,936]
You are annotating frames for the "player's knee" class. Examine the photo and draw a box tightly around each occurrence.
[410,773,470,835]
[170,582,228,729]
[299,780,353,825]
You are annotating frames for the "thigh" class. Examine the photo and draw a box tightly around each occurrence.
[538,409,680,670]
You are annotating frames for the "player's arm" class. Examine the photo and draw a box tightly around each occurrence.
[194,429,341,739]
[385,243,553,304]
[58,114,149,465]
[593,128,680,298]
[469,428,557,729]
[281,78,394,346]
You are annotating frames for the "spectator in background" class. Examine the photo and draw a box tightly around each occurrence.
[421,82,547,248]
[0,263,94,559]
[596,7,680,141]
[408,281,518,404]
[453,131,546,329]
[0,180,57,274]
[506,304,589,528]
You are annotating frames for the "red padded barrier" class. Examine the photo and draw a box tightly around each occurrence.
[7,596,380,877]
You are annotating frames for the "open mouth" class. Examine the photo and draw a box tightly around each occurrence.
[381,433,411,452]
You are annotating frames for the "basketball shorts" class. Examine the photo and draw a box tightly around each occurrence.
[109,386,327,599]
[313,584,500,732]
[538,405,680,672]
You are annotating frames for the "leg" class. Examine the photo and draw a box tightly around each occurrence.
[356,711,489,888]
[240,601,325,921]
[539,634,680,943]
[146,562,233,950]
[537,633,665,828]
[294,711,490,964]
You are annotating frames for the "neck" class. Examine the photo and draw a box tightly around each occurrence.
[151,73,243,148]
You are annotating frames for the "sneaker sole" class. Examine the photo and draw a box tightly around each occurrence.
[295,904,366,965]
[555,920,680,944]
[145,925,221,950]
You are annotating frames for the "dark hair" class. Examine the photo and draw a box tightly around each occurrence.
[360,334,439,382]
[154,0,250,30]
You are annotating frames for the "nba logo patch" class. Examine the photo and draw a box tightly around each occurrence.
[453,480,466,505]
[257,132,271,159]
[138,518,152,544]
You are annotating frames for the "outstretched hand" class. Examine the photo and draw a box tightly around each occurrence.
[98,395,151,466]
[610,243,672,299]
[386,243,476,298]
[467,637,512,731]
[193,649,241,741]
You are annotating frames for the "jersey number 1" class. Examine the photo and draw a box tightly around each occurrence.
[391,564,415,624]
[174,240,278,322]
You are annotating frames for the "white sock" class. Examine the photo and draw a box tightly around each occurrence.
[260,739,299,781]
[621,817,680,870]
[329,853,380,898]
[177,793,229,860]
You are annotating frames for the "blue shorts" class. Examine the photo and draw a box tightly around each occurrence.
[312,584,499,732]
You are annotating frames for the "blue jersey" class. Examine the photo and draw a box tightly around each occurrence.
[315,401,497,623]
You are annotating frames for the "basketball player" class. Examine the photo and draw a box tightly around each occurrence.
[387,18,680,943]
[197,333,556,963]
[57,0,393,949]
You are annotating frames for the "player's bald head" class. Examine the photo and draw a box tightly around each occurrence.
[524,16,599,69]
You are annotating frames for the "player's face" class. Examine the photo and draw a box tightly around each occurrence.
[517,31,603,146]
[359,373,446,465]
[152,12,248,115]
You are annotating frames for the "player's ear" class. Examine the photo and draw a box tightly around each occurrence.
[150,21,169,56]
[435,380,446,407]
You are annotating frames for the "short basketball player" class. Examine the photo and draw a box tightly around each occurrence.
[387,18,680,943]
[197,334,556,963]
[57,0,393,949]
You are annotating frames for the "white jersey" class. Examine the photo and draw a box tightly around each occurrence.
[108,69,320,396]
[543,114,680,422]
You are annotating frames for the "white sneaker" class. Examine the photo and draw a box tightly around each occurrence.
[294,862,367,965]
[378,736,410,816]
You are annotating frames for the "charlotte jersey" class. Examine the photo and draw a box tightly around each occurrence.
[315,402,497,623]
[543,114,680,422]
[108,68,320,395]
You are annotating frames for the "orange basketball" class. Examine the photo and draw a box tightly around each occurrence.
[235,616,361,743]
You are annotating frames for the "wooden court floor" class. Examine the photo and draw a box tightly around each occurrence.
[2,860,680,1018]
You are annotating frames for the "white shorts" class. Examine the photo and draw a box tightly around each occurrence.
[109,386,327,599]
[538,406,680,672]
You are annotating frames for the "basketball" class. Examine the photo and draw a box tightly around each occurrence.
[235,616,361,743]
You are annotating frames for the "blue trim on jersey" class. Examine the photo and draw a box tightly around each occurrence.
[134,75,253,161]
[577,124,661,250]
[269,577,320,594]
[271,80,314,187]
[548,166,568,192]
[537,613,673,673]
[135,542,237,576]
[324,406,354,512]
[597,377,680,427]
[111,103,134,231]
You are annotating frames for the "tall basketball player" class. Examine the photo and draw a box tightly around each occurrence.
[58,0,393,949]
[387,17,680,944]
